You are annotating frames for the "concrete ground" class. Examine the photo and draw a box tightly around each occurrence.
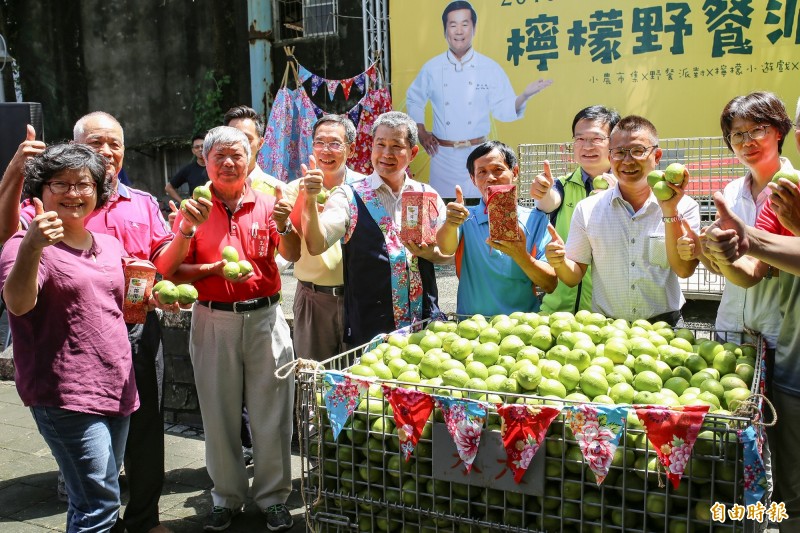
[0,380,313,532]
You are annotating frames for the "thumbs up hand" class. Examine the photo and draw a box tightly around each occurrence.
[544,223,566,267]
[3,125,46,184]
[530,160,554,201]
[676,218,701,261]
[703,191,748,265]
[26,198,64,249]
[301,154,324,204]
[272,184,293,233]
[445,185,469,227]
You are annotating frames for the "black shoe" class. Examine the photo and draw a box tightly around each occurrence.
[204,506,241,531]
[265,503,293,532]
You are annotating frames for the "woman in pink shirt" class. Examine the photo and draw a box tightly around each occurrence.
[0,144,137,533]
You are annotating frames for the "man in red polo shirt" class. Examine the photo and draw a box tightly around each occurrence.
[168,125,300,532]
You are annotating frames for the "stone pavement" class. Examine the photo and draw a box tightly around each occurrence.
[0,381,311,532]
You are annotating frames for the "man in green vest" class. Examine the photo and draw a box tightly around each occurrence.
[530,105,620,314]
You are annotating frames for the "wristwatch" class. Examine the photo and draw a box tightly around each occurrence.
[662,214,683,224]
[277,219,293,236]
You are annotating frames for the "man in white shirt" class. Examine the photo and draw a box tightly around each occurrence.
[545,115,701,325]
[302,111,450,346]
[406,0,552,199]
[283,115,365,360]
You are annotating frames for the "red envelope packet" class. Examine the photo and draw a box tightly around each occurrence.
[400,191,439,245]
[487,184,521,241]
[122,258,157,324]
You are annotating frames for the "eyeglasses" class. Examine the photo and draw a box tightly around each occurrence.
[573,136,608,146]
[312,140,344,152]
[609,145,658,160]
[726,125,769,145]
[46,181,97,196]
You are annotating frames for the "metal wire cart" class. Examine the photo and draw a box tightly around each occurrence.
[295,317,768,533]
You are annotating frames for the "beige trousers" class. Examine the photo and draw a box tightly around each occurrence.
[190,302,295,510]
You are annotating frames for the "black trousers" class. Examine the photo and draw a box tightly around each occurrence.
[116,311,165,533]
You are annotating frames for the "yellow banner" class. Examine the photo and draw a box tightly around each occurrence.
[391,0,800,186]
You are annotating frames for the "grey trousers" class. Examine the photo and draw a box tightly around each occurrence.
[292,281,345,362]
[190,302,295,510]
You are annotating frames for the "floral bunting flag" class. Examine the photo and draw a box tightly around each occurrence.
[382,384,435,461]
[310,74,324,96]
[354,73,366,93]
[309,99,326,120]
[297,64,312,83]
[738,426,768,506]
[497,404,561,483]
[322,372,371,440]
[340,78,355,100]
[565,404,628,485]
[326,80,339,101]
[346,103,362,129]
[366,64,377,83]
[432,396,487,472]
[634,405,709,489]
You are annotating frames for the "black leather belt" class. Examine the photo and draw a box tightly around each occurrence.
[299,280,345,297]
[197,293,280,313]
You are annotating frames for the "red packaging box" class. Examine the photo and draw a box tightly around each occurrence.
[487,184,521,241]
[122,258,157,324]
[400,191,439,245]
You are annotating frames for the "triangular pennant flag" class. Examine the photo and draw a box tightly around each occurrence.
[432,396,487,472]
[297,64,312,83]
[326,79,339,101]
[366,64,377,83]
[383,384,435,461]
[322,372,371,440]
[354,73,366,93]
[310,74,324,96]
[309,99,326,119]
[497,404,561,483]
[565,404,627,485]
[634,405,710,489]
[346,103,362,129]
[738,426,768,506]
[340,78,355,100]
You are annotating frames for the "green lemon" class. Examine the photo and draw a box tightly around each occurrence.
[222,262,241,280]
[193,185,212,201]
[237,260,254,276]
[176,284,198,305]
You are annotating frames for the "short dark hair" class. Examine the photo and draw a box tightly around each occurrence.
[720,92,793,153]
[442,1,477,30]
[23,143,112,210]
[572,105,620,136]
[313,115,357,144]
[223,105,265,138]
[191,133,206,144]
[466,140,517,176]
[611,115,659,146]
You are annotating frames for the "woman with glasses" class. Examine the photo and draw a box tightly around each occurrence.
[0,144,137,533]
[679,91,792,366]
